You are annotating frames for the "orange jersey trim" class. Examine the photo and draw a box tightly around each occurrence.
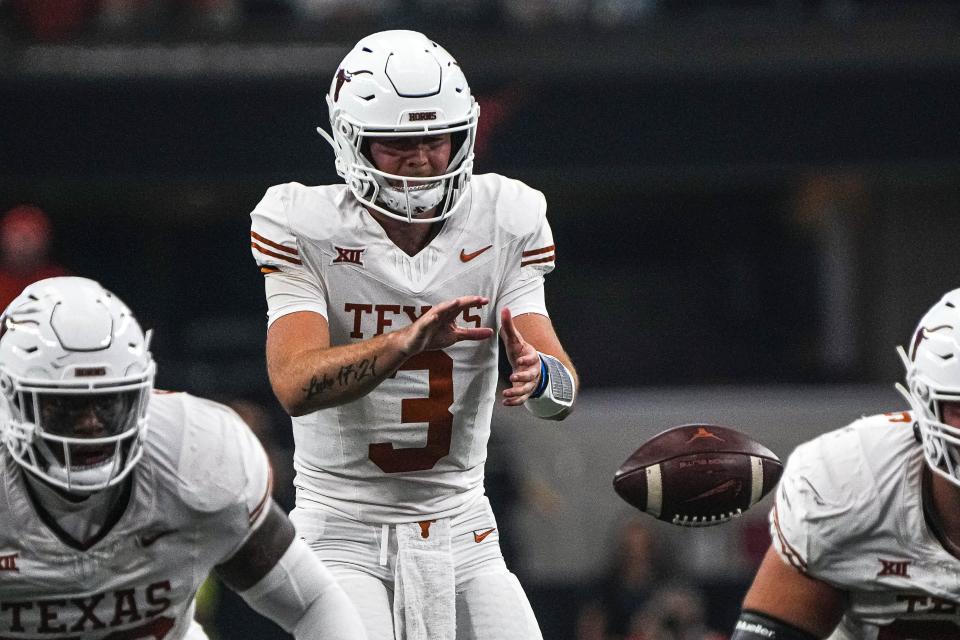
[522,244,555,257]
[260,266,281,274]
[521,255,556,268]
[772,503,807,572]
[248,466,274,526]
[251,242,303,266]
[250,231,299,256]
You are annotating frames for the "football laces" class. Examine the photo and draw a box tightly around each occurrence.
[671,508,744,527]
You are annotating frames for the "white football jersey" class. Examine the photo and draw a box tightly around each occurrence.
[250,175,556,523]
[771,411,960,640]
[0,392,272,640]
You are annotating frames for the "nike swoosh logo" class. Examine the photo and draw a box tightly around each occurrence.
[460,245,493,263]
[138,529,178,548]
[683,479,743,503]
[473,528,496,543]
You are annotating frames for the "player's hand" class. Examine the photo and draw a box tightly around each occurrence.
[399,295,494,356]
[500,307,542,407]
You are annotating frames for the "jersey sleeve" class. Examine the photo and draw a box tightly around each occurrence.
[177,397,275,558]
[769,463,816,575]
[250,185,328,324]
[768,425,875,581]
[229,409,275,535]
[497,190,555,317]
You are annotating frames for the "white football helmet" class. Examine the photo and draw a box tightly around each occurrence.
[897,288,960,487]
[317,30,480,224]
[0,277,155,493]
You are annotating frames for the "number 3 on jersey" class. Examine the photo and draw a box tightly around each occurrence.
[368,350,454,473]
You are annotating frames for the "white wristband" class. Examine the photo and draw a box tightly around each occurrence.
[525,353,575,420]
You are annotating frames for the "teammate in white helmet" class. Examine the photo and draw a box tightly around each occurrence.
[249,29,578,640]
[731,288,960,640]
[0,277,367,640]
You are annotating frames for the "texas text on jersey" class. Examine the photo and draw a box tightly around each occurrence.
[0,276,367,640]
[0,390,272,639]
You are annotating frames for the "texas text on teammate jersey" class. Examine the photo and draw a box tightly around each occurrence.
[250,174,556,523]
[771,411,960,640]
[0,392,272,640]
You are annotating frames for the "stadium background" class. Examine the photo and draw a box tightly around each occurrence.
[2,1,959,638]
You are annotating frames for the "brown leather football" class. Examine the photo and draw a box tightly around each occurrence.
[613,424,783,527]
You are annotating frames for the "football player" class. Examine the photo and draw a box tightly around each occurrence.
[249,29,578,640]
[0,277,367,640]
[731,288,960,640]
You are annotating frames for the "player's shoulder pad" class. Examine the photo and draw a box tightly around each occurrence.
[779,413,913,530]
[845,410,920,493]
[250,182,346,261]
[250,183,301,270]
[773,412,918,571]
[471,173,547,237]
[782,418,877,510]
[149,392,270,513]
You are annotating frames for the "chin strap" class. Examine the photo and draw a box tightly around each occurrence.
[380,181,446,217]
[316,126,348,179]
[33,439,126,493]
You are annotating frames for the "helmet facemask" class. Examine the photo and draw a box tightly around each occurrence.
[4,382,152,493]
[320,102,479,224]
[895,309,960,488]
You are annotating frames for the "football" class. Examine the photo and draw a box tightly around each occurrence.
[613,424,783,527]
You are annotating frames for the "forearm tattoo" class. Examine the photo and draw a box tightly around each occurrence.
[302,356,379,400]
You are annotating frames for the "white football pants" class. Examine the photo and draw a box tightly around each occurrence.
[291,496,543,640]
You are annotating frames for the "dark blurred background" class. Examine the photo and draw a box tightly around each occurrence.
[2,1,959,638]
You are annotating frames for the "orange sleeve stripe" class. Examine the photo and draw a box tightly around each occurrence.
[772,503,807,572]
[250,231,299,256]
[248,466,274,525]
[522,244,555,257]
[521,255,556,267]
[251,242,303,265]
[260,266,281,274]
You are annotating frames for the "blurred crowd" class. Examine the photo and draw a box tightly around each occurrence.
[0,0,648,41]
[0,204,68,310]
[1,0,942,42]
[571,515,768,640]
